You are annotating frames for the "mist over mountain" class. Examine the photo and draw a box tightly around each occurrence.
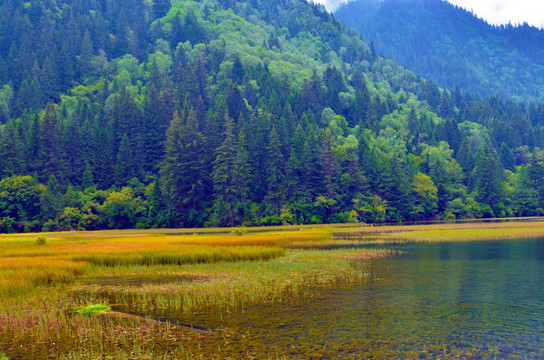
[335,0,544,102]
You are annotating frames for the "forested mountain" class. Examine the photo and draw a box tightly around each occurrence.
[1,0,544,233]
[335,0,544,103]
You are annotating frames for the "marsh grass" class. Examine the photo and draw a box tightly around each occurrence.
[73,245,284,267]
[4,221,539,358]
[71,249,393,315]
[335,220,544,243]
[0,258,86,297]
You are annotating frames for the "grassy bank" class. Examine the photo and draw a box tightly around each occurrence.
[0,226,390,359]
[2,220,544,358]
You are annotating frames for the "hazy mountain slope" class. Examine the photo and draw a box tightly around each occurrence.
[335,0,544,102]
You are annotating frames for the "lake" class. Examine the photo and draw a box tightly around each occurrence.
[147,238,544,358]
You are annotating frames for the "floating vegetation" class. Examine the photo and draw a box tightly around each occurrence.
[76,303,111,316]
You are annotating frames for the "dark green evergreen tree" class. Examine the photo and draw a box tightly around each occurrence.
[212,114,238,227]
[473,154,504,213]
[153,0,171,20]
[234,128,251,222]
[0,121,24,176]
[160,111,185,220]
[180,107,209,226]
[81,162,94,190]
[38,104,63,182]
[114,133,136,186]
[265,126,286,216]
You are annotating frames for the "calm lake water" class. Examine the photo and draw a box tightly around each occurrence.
[157,238,544,358]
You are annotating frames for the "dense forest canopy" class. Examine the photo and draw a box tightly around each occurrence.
[0,0,544,233]
[335,0,544,103]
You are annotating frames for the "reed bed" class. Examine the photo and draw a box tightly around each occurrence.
[0,258,86,297]
[0,225,392,359]
[73,245,284,266]
[335,220,544,242]
[72,248,393,315]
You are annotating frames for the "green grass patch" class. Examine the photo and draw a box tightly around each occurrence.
[76,303,111,315]
[73,246,284,266]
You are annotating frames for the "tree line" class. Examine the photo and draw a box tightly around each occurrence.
[1,0,544,232]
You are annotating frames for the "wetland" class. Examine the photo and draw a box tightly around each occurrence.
[1,222,544,358]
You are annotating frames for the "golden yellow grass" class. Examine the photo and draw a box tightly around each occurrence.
[0,228,332,296]
[336,220,544,242]
[3,220,543,300]
[0,258,86,296]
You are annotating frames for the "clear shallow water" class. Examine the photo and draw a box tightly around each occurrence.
[145,238,544,358]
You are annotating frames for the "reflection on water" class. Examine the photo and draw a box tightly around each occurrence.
[124,238,544,359]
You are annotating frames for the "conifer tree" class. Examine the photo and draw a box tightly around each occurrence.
[287,125,306,201]
[81,162,94,190]
[114,133,135,186]
[153,0,171,20]
[0,121,24,176]
[148,177,168,227]
[234,128,251,221]
[320,129,337,218]
[473,154,504,210]
[143,86,166,173]
[78,30,93,77]
[40,175,64,221]
[528,154,544,209]
[212,114,238,227]
[180,107,209,225]
[93,126,115,189]
[161,111,185,217]
[343,152,367,206]
[266,126,286,216]
[38,104,63,182]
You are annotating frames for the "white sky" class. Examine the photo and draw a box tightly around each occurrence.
[315,0,544,29]
[447,0,544,28]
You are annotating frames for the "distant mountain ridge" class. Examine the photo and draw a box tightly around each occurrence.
[335,0,544,102]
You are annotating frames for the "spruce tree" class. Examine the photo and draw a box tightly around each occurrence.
[81,162,94,190]
[161,111,185,216]
[320,129,337,219]
[153,0,171,20]
[38,103,63,182]
[0,121,24,176]
[287,125,306,201]
[180,107,209,225]
[212,114,238,227]
[114,133,135,186]
[234,128,251,221]
[265,126,285,216]
[473,154,504,211]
